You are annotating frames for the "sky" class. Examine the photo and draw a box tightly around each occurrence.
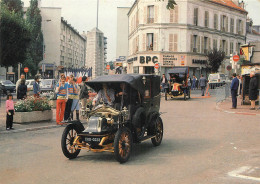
[22,0,260,62]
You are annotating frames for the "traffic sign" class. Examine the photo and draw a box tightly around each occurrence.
[106,65,110,70]
[154,63,159,69]
[24,67,29,73]
[226,65,232,71]
[233,55,240,62]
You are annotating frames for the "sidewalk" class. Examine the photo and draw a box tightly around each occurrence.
[216,96,260,116]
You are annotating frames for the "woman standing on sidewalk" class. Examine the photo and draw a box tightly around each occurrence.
[55,78,68,125]
[249,71,258,110]
[6,94,15,130]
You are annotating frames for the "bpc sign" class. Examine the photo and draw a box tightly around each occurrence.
[140,56,158,64]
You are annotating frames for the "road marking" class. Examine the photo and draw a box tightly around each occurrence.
[228,166,260,182]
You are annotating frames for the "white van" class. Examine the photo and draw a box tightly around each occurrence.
[208,73,230,88]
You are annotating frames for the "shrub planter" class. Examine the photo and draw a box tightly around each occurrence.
[13,110,53,123]
[49,100,57,109]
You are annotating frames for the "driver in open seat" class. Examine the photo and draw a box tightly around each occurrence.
[92,83,115,107]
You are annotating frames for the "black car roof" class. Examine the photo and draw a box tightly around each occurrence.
[168,67,189,74]
[86,74,160,94]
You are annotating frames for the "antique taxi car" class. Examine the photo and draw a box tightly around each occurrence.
[165,66,191,101]
[61,74,163,163]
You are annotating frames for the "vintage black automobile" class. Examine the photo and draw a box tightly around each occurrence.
[61,74,163,163]
[165,66,191,101]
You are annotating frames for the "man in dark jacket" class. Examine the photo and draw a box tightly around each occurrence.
[79,76,89,110]
[230,73,239,109]
[161,74,168,92]
[17,79,27,100]
[199,74,207,96]
[249,71,258,110]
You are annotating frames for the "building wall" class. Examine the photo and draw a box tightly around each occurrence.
[86,28,105,78]
[127,0,247,77]
[116,7,130,60]
[60,18,86,68]
[41,7,62,67]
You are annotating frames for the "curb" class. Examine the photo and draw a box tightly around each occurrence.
[0,122,88,134]
[216,102,260,116]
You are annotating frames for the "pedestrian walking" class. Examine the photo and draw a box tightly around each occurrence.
[6,94,15,130]
[55,77,68,125]
[33,75,41,98]
[80,76,89,110]
[71,78,80,120]
[249,71,258,110]
[17,79,27,100]
[199,74,207,96]
[192,75,196,90]
[160,74,168,93]
[230,73,239,109]
[64,75,76,121]
[16,73,25,98]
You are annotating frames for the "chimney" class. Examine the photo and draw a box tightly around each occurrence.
[239,0,245,9]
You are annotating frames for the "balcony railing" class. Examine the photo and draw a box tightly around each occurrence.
[147,45,153,51]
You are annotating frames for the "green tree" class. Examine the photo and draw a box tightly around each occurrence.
[25,0,43,76]
[206,48,226,73]
[0,4,31,67]
[158,0,177,9]
[2,0,24,14]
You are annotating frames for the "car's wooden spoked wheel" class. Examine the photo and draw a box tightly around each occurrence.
[66,129,77,154]
[114,127,132,163]
[61,125,81,159]
[119,131,131,159]
[151,117,163,146]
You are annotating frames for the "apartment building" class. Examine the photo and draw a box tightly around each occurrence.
[127,0,247,77]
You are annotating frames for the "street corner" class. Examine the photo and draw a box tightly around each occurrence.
[216,98,260,116]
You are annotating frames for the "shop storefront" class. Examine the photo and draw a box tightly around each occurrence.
[127,53,208,78]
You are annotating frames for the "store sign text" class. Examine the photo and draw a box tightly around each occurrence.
[162,55,177,66]
[192,59,207,64]
[140,56,158,64]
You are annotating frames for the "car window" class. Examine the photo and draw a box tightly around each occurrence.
[41,80,52,85]
[144,77,151,99]
[3,80,13,85]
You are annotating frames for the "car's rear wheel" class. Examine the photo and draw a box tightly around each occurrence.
[61,125,81,159]
[151,117,163,146]
[114,127,132,163]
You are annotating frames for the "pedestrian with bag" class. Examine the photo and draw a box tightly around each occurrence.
[6,94,15,130]
[71,78,80,120]
[55,77,68,125]
[80,76,89,110]
[249,71,258,110]
[230,73,239,109]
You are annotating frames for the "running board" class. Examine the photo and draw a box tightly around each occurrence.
[140,135,156,142]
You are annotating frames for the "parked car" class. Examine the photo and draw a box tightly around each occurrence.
[25,79,35,95]
[40,79,57,92]
[0,80,16,95]
[208,73,229,89]
[61,74,163,163]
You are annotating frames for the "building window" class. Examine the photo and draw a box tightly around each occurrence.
[191,35,197,52]
[213,39,218,49]
[133,66,139,74]
[147,33,154,51]
[205,11,209,28]
[237,19,243,35]
[169,34,178,52]
[230,18,234,33]
[170,5,178,23]
[204,37,208,54]
[230,42,234,54]
[214,14,218,30]
[147,5,154,24]
[194,8,198,26]
[221,15,228,32]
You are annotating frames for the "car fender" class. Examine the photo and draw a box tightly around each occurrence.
[146,111,160,125]
[67,120,85,133]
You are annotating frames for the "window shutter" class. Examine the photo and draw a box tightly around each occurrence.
[137,35,139,52]
[241,21,244,35]
[170,9,174,23]
[220,41,223,51]
[208,38,211,50]
[190,35,193,52]
[198,36,201,53]
[142,34,146,51]
[169,34,173,51]
[154,33,158,51]
[143,7,147,24]
[225,17,228,32]
[174,34,178,52]
[236,19,239,34]
[175,6,178,23]
[154,6,158,23]
[225,41,228,55]
[220,15,223,31]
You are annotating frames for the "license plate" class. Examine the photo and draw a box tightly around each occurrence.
[85,137,101,142]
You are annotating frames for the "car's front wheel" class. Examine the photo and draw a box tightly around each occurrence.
[61,125,81,159]
[114,127,132,163]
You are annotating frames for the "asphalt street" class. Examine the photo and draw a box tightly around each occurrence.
[0,94,259,184]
